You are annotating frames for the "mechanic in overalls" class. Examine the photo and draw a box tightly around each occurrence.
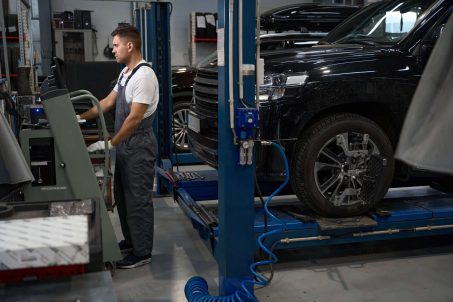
[79,25,158,269]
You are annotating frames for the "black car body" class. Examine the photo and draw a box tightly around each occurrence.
[188,0,452,217]
[171,32,328,152]
[260,4,360,32]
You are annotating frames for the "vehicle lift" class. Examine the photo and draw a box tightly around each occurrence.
[136,1,202,196]
[153,0,453,300]
[135,2,177,195]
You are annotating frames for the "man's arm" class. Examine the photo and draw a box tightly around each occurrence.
[79,90,118,120]
[110,102,148,146]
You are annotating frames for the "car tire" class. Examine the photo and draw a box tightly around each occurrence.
[173,101,191,152]
[290,113,395,217]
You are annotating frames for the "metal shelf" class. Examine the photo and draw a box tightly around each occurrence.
[188,12,217,66]
[17,0,38,94]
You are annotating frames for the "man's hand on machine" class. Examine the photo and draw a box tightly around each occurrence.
[87,140,114,153]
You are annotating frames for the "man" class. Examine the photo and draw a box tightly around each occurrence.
[79,25,158,269]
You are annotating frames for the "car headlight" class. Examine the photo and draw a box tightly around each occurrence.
[258,73,308,102]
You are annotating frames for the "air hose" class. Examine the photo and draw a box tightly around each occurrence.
[185,276,254,302]
[185,141,289,302]
[242,141,289,293]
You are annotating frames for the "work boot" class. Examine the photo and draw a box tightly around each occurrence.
[116,253,152,269]
[118,240,133,254]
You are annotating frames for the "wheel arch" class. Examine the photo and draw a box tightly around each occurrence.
[292,102,399,150]
[172,91,193,105]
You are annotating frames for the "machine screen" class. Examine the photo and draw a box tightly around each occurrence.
[40,57,68,96]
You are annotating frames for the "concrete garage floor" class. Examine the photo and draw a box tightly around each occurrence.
[110,172,453,302]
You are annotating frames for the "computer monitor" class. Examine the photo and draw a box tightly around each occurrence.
[40,57,67,95]
[52,57,67,89]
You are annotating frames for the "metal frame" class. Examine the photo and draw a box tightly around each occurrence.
[0,1,11,90]
[17,0,32,67]
[169,170,453,260]
[135,2,173,195]
[17,0,39,95]
[188,12,217,66]
[216,0,257,295]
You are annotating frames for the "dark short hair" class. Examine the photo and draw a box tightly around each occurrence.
[111,24,141,51]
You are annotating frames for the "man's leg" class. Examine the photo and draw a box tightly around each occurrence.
[121,139,155,257]
[114,155,132,246]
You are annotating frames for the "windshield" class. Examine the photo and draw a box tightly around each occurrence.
[321,0,437,45]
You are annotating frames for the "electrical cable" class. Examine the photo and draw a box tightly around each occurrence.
[254,176,267,232]
[239,98,250,108]
[254,175,269,278]
[254,240,279,288]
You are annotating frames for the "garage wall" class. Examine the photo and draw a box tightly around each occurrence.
[50,0,133,62]
[170,0,313,66]
[46,0,337,65]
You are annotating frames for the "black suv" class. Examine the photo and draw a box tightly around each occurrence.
[171,32,328,152]
[188,0,452,217]
[171,3,360,152]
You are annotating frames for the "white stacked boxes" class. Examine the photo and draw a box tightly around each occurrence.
[0,215,89,270]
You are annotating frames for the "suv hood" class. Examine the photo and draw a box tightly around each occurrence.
[261,45,389,74]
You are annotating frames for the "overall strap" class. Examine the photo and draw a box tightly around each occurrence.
[125,63,152,87]
[117,62,152,87]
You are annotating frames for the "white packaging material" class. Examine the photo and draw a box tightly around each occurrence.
[0,215,89,270]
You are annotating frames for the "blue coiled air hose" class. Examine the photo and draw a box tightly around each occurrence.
[185,142,289,302]
[185,276,254,302]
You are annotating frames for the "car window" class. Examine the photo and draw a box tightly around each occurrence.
[275,7,299,17]
[298,8,340,18]
[323,0,438,45]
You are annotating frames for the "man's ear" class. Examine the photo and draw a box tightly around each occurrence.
[127,41,134,52]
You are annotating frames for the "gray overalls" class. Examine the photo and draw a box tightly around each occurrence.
[113,63,157,257]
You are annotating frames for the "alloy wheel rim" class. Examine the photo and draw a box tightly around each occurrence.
[314,132,380,207]
[173,108,190,150]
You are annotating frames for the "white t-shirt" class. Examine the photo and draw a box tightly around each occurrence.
[113,60,159,119]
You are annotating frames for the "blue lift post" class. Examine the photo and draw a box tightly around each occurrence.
[137,2,201,194]
[136,3,173,195]
[216,0,257,296]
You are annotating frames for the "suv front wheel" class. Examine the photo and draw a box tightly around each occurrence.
[290,113,395,217]
[172,101,191,152]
